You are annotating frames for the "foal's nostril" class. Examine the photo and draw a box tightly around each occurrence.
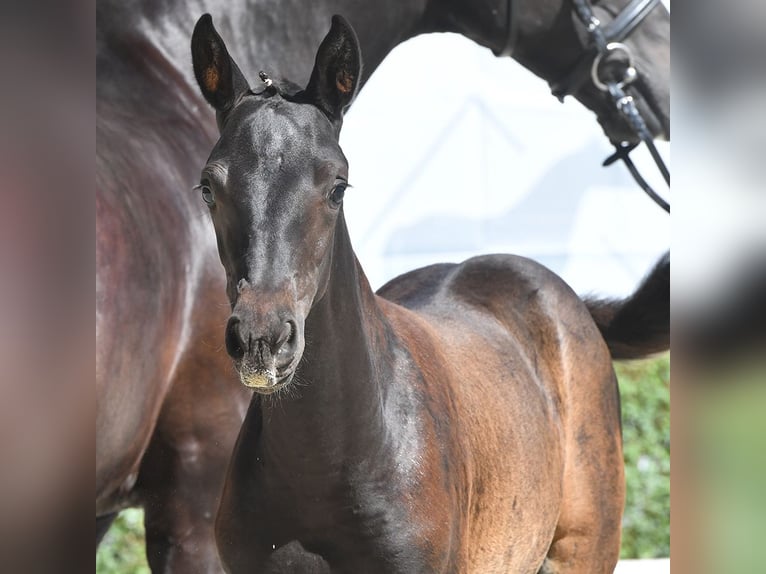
[274,320,296,354]
[225,316,246,360]
[288,320,297,345]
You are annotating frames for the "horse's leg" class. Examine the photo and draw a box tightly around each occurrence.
[96,512,118,548]
[135,301,250,573]
[539,367,625,574]
[136,365,248,572]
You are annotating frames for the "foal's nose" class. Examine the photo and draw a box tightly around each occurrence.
[224,314,298,367]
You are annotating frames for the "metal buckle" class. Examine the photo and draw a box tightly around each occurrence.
[591,42,637,92]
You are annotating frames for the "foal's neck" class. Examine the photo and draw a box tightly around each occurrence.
[259,213,391,472]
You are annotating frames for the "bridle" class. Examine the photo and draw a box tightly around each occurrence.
[497,0,670,213]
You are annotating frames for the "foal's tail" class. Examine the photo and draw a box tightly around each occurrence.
[584,253,670,360]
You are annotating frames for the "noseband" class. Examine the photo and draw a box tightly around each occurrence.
[498,0,670,213]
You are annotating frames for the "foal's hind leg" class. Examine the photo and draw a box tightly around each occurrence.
[539,369,625,574]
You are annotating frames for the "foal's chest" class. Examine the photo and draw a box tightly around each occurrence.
[250,466,445,572]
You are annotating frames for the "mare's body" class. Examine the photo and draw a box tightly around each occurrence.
[97,0,668,570]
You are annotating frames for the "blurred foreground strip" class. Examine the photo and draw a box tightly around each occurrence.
[685,362,766,574]
[615,558,670,574]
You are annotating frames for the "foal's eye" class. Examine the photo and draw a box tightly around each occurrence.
[198,184,215,206]
[328,179,348,209]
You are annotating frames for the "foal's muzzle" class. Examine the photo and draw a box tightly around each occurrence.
[225,311,302,393]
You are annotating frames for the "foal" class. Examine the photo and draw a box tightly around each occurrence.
[190,14,666,573]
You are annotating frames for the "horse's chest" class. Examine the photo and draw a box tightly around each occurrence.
[251,472,438,572]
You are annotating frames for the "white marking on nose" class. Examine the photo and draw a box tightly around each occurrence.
[239,371,276,389]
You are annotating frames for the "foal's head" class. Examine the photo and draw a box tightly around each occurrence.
[191,14,360,393]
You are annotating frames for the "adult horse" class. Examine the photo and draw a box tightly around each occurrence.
[96,0,669,571]
[188,15,669,573]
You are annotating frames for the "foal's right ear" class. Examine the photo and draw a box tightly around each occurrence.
[191,14,250,113]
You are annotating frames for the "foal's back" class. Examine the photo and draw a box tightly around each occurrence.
[378,254,624,573]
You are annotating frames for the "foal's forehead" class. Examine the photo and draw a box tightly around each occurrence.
[206,97,347,196]
[219,97,338,160]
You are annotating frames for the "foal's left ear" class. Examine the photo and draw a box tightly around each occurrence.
[305,15,362,124]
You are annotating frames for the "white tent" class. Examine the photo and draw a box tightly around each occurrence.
[341,33,670,299]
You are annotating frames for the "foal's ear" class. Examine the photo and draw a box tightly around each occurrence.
[305,15,362,124]
[191,14,250,113]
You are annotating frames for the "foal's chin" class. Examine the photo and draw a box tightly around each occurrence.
[237,367,295,395]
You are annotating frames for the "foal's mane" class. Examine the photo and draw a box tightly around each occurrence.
[247,78,309,105]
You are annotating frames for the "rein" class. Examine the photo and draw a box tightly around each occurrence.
[498,0,670,213]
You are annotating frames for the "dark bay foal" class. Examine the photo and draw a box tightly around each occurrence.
[190,15,668,573]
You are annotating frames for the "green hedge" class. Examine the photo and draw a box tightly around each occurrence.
[617,355,671,558]
[97,356,670,571]
[96,508,150,574]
